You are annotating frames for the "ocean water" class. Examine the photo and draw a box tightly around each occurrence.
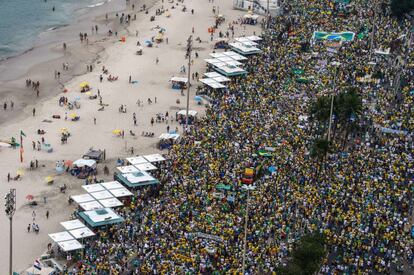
[0,0,108,60]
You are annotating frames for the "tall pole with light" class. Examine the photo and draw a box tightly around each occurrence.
[185,35,193,133]
[327,62,341,143]
[241,185,255,274]
[5,189,16,275]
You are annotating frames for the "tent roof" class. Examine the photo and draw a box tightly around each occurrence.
[57,239,83,252]
[99,197,124,208]
[82,184,105,193]
[109,187,134,197]
[49,231,74,242]
[78,208,124,227]
[90,190,114,200]
[143,153,166,162]
[134,162,158,171]
[126,156,149,165]
[177,110,198,116]
[170,77,188,83]
[71,194,95,204]
[115,171,159,188]
[159,133,180,140]
[69,227,95,239]
[79,200,104,211]
[100,181,124,190]
[60,219,85,231]
[116,165,140,174]
[73,159,96,168]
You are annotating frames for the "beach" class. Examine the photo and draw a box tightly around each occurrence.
[0,0,261,273]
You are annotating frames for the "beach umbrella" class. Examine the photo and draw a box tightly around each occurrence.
[45,176,54,183]
[16,169,25,176]
[69,113,78,119]
[112,129,122,135]
[79,82,89,88]
[85,91,92,96]
[0,142,11,148]
[194,96,202,102]
[144,40,152,45]
[26,195,34,201]
[64,160,73,167]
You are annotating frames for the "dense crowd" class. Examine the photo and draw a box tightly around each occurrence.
[66,0,414,274]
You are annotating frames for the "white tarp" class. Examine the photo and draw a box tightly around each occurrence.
[117,165,140,174]
[82,184,105,193]
[99,197,124,208]
[143,153,166,162]
[69,227,95,239]
[100,181,124,190]
[126,156,148,165]
[60,219,85,231]
[229,42,261,54]
[246,35,262,41]
[177,110,198,116]
[82,208,121,223]
[200,78,226,89]
[109,188,134,198]
[204,71,223,78]
[71,194,95,204]
[170,77,188,83]
[159,133,180,140]
[73,159,97,168]
[79,200,104,211]
[222,51,248,60]
[90,190,114,200]
[134,162,158,171]
[57,239,83,252]
[49,231,74,242]
[235,37,259,45]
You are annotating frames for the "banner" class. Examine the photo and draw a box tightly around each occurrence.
[313,31,355,41]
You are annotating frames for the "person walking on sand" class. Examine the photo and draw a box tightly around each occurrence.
[46,210,49,219]
[7,173,10,182]
[27,224,31,233]
[156,57,159,64]
[32,108,36,116]
[94,117,96,125]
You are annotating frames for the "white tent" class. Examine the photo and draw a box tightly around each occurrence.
[126,156,148,165]
[71,194,95,204]
[100,181,124,190]
[82,184,105,193]
[116,165,140,174]
[204,71,223,78]
[99,197,124,208]
[73,159,97,168]
[109,188,134,198]
[143,153,166,162]
[235,37,259,45]
[229,42,261,55]
[60,219,85,231]
[222,51,248,60]
[49,231,74,242]
[69,227,96,239]
[57,239,83,252]
[246,35,262,41]
[200,78,227,89]
[123,171,156,184]
[79,200,104,211]
[134,162,158,171]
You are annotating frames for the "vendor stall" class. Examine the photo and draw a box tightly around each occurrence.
[158,133,180,149]
[78,208,124,228]
[170,77,188,89]
[115,170,160,188]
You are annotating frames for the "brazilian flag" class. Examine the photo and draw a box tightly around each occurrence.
[292,68,304,75]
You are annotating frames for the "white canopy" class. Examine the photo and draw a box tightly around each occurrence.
[243,14,260,20]
[99,197,124,208]
[170,77,188,83]
[100,181,124,190]
[69,227,95,239]
[82,184,105,193]
[117,165,140,174]
[216,64,247,75]
[229,42,261,54]
[90,190,114,200]
[109,187,134,198]
[143,153,166,162]
[82,208,121,223]
[134,162,158,171]
[73,159,97,168]
[235,37,258,45]
[204,71,223,78]
[159,133,180,140]
[246,35,262,41]
[222,51,248,60]
[60,219,85,231]
[57,239,83,252]
[79,200,104,211]
[126,156,148,165]
[71,194,95,204]
[177,110,198,116]
[49,231,74,242]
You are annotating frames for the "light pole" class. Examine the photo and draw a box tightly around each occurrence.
[327,62,340,143]
[185,35,193,133]
[241,185,255,274]
[5,189,16,275]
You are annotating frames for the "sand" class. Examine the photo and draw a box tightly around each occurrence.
[0,0,261,273]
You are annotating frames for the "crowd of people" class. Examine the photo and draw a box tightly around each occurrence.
[64,0,414,274]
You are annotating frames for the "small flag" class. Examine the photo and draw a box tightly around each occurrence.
[20,130,26,137]
[34,260,42,270]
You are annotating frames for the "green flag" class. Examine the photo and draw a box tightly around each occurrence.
[20,130,26,137]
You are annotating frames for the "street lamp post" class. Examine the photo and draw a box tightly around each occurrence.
[185,35,193,133]
[241,185,255,274]
[327,62,340,143]
[5,189,16,275]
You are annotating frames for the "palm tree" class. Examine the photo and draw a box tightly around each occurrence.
[309,96,332,135]
[310,138,331,175]
[336,88,363,146]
